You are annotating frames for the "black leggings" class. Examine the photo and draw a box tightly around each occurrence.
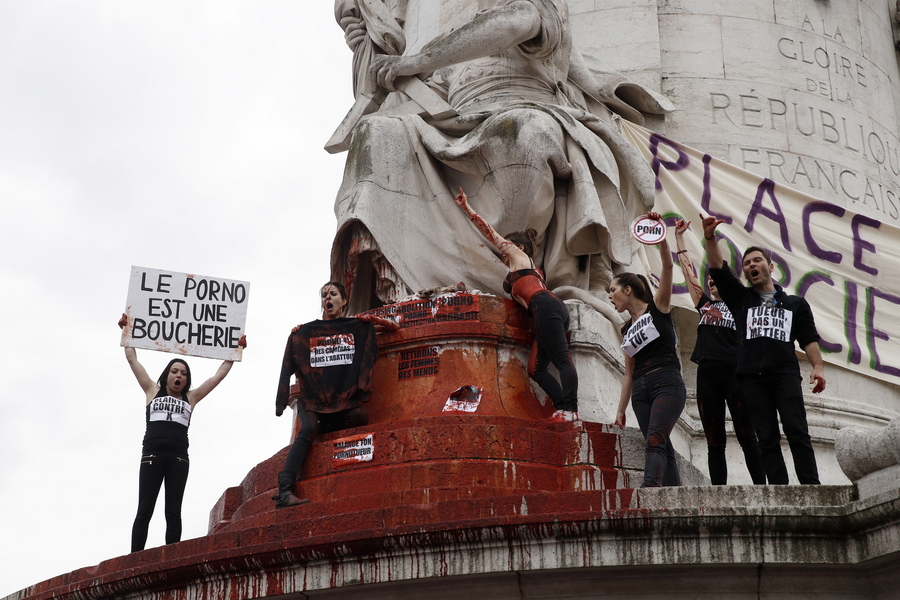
[528,292,578,412]
[631,366,686,487]
[131,450,189,552]
[697,361,766,485]
[278,405,369,494]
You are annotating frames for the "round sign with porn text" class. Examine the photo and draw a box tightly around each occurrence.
[631,216,667,245]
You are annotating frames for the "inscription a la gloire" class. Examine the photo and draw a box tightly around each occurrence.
[706,14,900,221]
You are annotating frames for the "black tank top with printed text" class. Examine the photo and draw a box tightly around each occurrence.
[142,389,192,454]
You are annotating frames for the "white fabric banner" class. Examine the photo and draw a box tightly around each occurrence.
[620,120,900,385]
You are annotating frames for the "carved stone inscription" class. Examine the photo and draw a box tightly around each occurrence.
[697,10,900,222]
[709,89,900,220]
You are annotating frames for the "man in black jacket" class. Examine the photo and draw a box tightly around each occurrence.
[700,216,826,484]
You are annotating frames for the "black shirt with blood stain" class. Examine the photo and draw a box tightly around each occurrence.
[276,318,378,414]
[690,292,740,364]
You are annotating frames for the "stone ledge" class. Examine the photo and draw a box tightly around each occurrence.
[9,484,900,600]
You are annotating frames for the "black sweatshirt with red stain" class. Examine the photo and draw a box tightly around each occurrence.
[275,318,378,415]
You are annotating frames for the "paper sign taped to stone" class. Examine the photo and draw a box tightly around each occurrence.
[122,266,249,361]
[442,385,483,413]
[332,433,374,467]
[311,333,356,367]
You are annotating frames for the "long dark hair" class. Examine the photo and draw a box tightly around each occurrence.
[503,229,538,258]
[157,359,192,399]
[613,273,654,335]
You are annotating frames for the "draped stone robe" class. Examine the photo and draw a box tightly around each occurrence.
[331,0,659,313]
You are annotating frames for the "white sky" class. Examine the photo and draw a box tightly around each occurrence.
[0,2,352,595]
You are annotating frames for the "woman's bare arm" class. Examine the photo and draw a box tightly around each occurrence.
[454,188,531,270]
[119,313,157,399]
[615,354,634,427]
[649,213,674,313]
[674,219,703,306]
[188,336,247,407]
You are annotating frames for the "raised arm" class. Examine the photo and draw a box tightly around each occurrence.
[188,335,247,407]
[357,313,401,332]
[650,213,674,313]
[701,214,726,269]
[119,313,157,397]
[369,1,541,91]
[674,219,703,306]
[453,188,531,270]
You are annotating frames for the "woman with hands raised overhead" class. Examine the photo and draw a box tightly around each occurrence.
[118,313,246,552]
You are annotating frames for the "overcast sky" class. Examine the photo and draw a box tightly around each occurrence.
[0,2,352,595]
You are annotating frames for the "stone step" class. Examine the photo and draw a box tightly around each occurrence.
[210,416,650,532]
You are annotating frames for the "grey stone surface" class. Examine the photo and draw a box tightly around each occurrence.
[858,463,900,499]
[330,0,900,488]
[218,486,900,599]
[652,0,900,223]
[330,0,673,312]
[836,417,900,497]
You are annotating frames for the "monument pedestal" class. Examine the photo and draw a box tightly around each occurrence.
[13,295,900,599]
[209,293,657,535]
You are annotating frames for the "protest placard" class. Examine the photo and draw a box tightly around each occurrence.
[121,266,249,361]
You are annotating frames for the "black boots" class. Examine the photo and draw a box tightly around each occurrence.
[273,490,310,509]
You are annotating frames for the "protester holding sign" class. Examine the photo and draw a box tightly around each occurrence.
[123,266,248,362]
[273,282,399,508]
[701,215,826,485]
[454,188,579,423]
[117,314,247,552]
[673,220,766,485]
[610,212,684,487]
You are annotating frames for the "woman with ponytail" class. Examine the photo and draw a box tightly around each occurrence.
[608,212,685,486]
[454,188,579,422]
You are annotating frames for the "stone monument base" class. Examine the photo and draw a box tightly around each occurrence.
[12,484,900,600]
[11,294,900,600]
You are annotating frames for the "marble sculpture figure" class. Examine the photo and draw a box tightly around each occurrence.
[330,0,674,314]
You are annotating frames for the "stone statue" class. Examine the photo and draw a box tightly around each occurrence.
[330,0,673,314]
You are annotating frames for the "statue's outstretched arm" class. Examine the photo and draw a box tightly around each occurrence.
[370,1,542,91]
[552,286,623,326]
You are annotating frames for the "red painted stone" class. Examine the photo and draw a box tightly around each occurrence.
[13,296,646,600]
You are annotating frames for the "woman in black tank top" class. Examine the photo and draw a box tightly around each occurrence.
[118,314,246,552]
[608,213,685,487]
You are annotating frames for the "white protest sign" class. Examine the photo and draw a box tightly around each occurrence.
[631,215,667,245]
[121,266,249,361]
[310,333,356,367]
[332,433,375,467]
